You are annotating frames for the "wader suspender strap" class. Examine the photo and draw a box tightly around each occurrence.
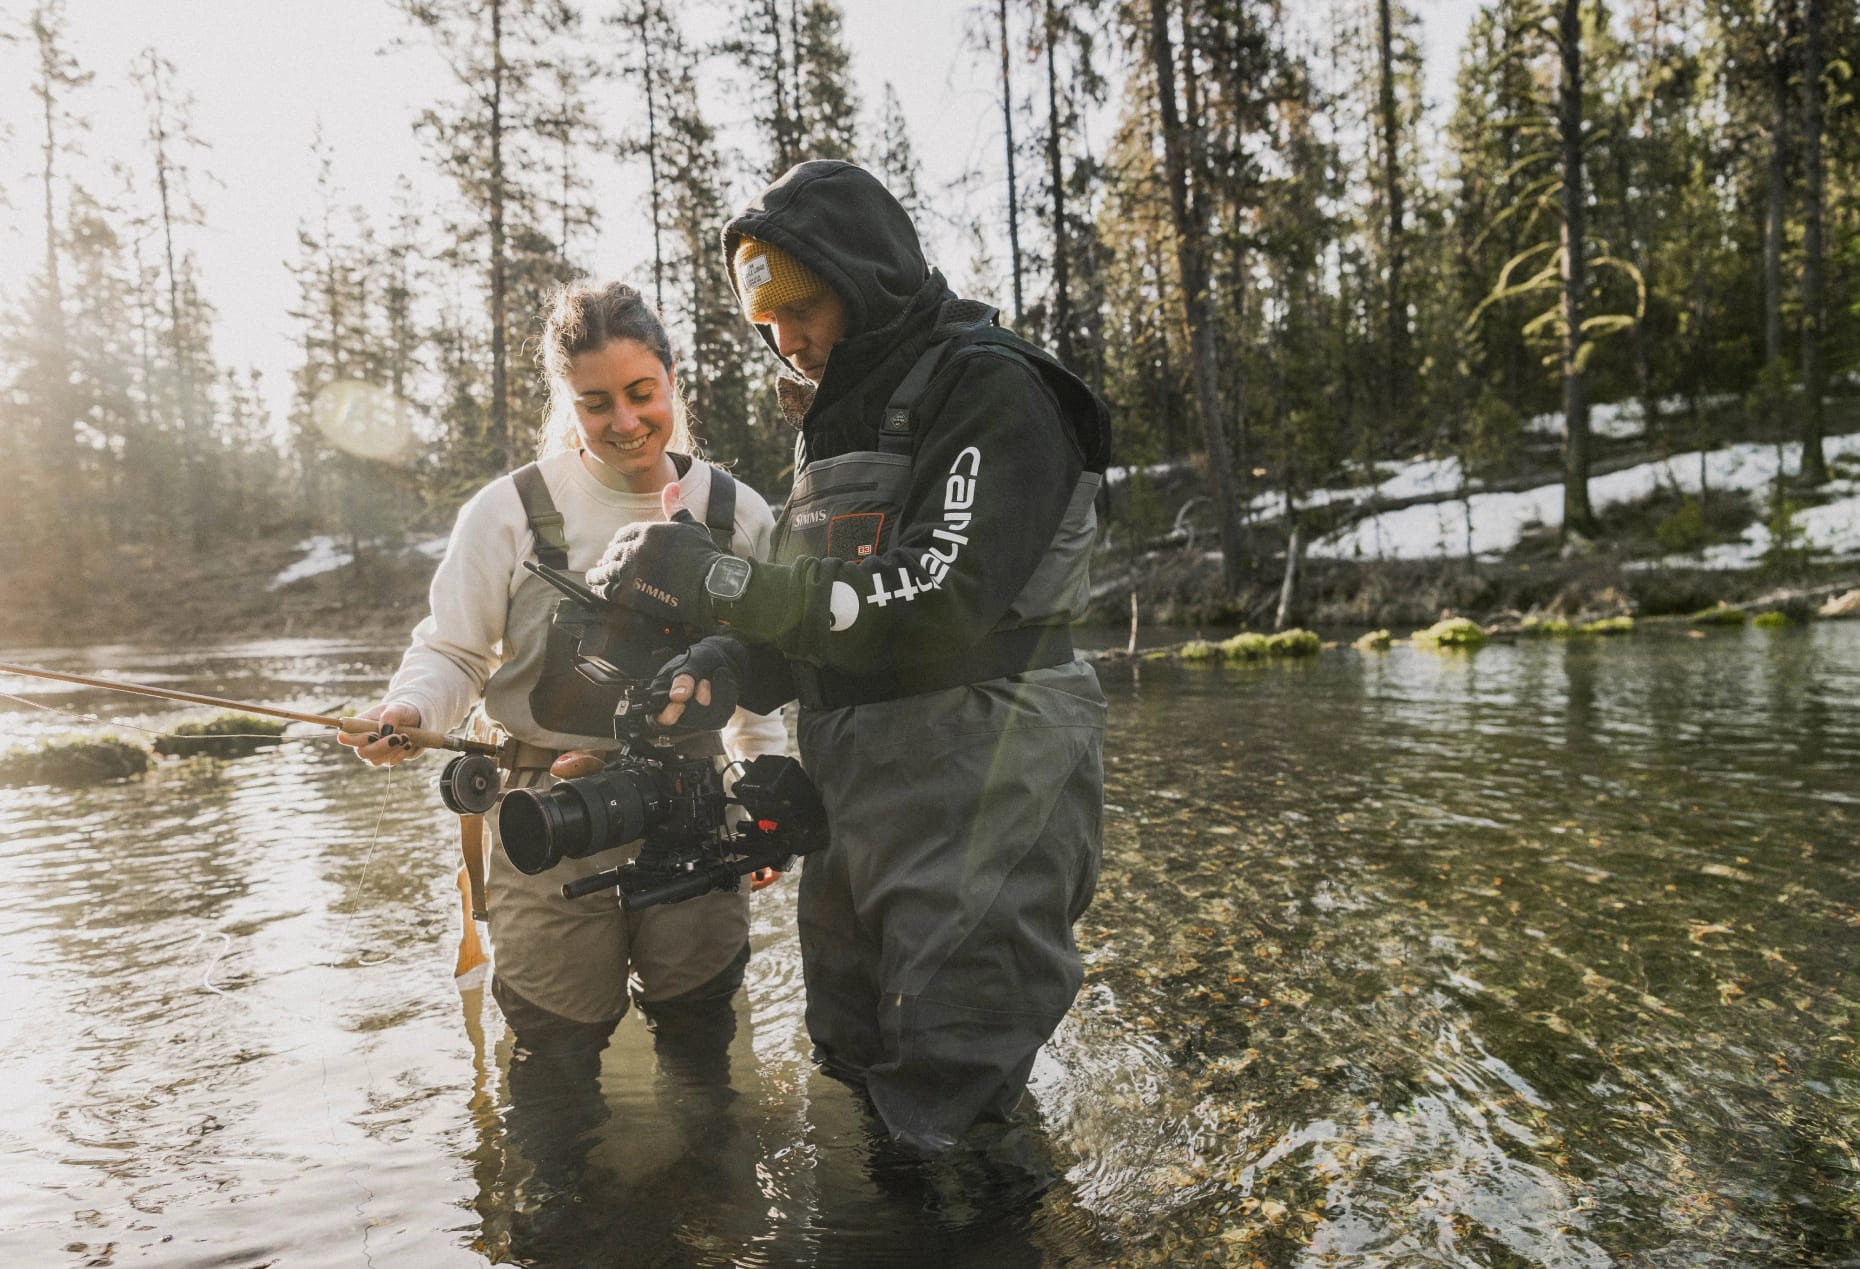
[460,461,565,922]
[876,315,1017,455]
[705,467,739,551]
[511,462,569,570]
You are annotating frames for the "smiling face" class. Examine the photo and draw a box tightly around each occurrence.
[764,291,850,383]
[566,338,679,492]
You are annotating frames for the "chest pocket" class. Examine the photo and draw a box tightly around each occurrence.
[776,451,912,567]
[517,460,737,739]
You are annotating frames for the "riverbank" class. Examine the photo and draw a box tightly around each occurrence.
[3,528,1849,653]
[5,419,1856,649]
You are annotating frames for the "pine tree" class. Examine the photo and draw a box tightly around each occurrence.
[132,48,219,548]
[400,0,588,476]
[795,0,860,161]
[1145,0,1247,593]
[719,0,803,178]
[874,83,929,222]
[2,1,94,598]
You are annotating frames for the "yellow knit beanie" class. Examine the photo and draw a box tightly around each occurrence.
[734,236,830,321]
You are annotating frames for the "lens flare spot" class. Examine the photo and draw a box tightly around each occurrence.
[310,380,418,464]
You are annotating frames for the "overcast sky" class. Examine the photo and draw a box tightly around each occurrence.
[0,0,1484,424]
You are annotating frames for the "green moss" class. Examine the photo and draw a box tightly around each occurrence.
[1178,639,1221,662]
[1353,628,1392,651]
[1412,617,1488,649]
[1752,609,1792,628]
[0,736,150,786]
[1690,604,1747,626]
[1218,632,1270,661]
[153,713,289,758]
[1264,629,1321,658]
[1578,615,1635,636]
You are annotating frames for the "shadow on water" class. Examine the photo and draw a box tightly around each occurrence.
[1,628,1857,1265]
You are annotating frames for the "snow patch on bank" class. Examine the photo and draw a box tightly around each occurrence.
[1313,432,1860,567]
[269,534,451,590]
[1524,395,1739,441]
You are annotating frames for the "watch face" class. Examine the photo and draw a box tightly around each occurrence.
[706,554,752,601]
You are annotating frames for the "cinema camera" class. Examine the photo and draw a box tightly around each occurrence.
[448,559,826,911]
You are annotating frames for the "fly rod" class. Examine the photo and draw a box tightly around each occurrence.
[0,660,499,755]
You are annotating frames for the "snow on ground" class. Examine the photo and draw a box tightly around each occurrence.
[268,534,450,590]
[1524,394,1739,441]
[268,537,351,590]
[1312,431,1860,568]
[270,430,1857,587]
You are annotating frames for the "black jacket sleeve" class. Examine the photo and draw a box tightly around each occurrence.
[727,349,1086,677]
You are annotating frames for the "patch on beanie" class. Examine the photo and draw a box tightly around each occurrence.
[741,254,773,291]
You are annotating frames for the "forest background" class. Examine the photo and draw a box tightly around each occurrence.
[1,0,1857,646]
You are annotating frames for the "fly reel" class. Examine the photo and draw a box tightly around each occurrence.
[439,752,502,815]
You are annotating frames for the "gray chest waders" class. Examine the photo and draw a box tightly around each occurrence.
[775,327,1110,1150]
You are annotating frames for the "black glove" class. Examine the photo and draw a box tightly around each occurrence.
[648,635,750,731]
[586,510,724,627]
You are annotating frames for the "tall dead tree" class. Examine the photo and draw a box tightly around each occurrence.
[1377,0,1409,421]
[1798,0,1829,483]
[1042,0,1072,366]
[136,50,206,548]
[1557,0,1597,538]
[997,0,1026,323]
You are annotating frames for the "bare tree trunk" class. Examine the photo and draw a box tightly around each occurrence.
[1149,0,1245,594]
[1763,28,1789,370]
[1558,0,1596,538]
[143,52,204,550]
[788,0,802,164]
[489,0,511,466]
[1043,0,1072,366]
[997,0,1025,324]
[1274,517,1301,632]
[636,3,666,312]
[1799,0,1829,483]
[1376,0,1408,422]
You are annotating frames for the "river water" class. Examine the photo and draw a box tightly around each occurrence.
[0,626,1854,1266]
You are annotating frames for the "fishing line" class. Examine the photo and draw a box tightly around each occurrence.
[0,688,338,746]
[334,762,405,969]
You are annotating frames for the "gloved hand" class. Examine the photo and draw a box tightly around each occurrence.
[647,635,750,730]
[586,510,723,627]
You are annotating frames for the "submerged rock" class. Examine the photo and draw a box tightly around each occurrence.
[152,713,289,759]
[0,737,150,786]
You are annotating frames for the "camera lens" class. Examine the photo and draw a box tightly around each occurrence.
[498,769,652,875]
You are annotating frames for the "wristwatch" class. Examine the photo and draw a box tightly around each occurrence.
[704,554,753,608]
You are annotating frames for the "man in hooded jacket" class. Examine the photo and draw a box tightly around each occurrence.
[590,160,1110,1153]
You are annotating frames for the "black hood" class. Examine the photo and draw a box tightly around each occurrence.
[723,160,930,340]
